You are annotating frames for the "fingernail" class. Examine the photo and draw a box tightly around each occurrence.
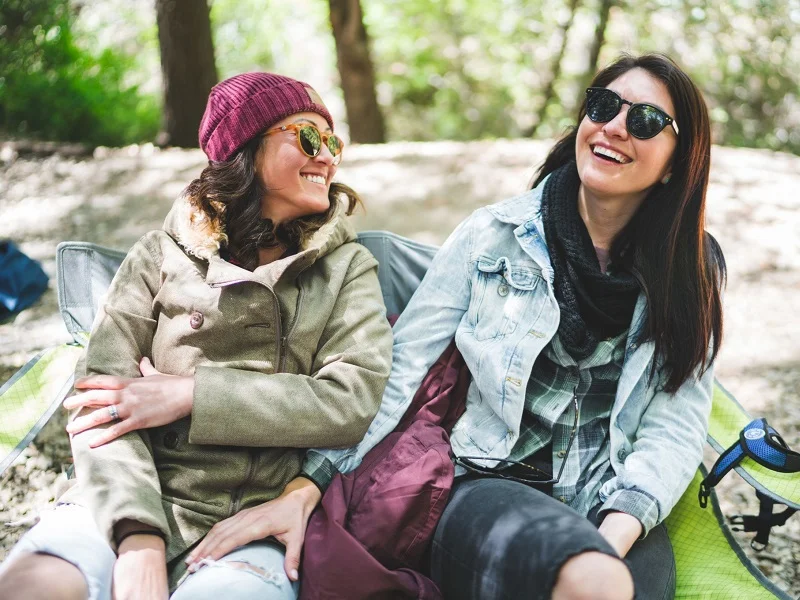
[291,569,299,580]
[186,563,196,573]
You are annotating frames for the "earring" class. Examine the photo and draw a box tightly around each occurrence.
[661,174,672,185]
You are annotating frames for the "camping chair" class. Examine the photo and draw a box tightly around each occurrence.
[1,233,798,599]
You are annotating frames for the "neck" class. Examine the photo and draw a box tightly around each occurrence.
[577,186,645,250]
[257,202,287,266]
[257,245,286,267]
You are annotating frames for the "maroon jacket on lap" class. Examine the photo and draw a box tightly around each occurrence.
[300,340,470,600]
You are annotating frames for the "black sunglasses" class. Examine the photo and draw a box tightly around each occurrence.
[585,87,679,140]
[454,395,579,486]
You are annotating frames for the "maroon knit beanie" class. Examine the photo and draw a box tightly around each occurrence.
[199,72,335,162]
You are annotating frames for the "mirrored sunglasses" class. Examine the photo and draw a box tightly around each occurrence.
[585,87,679,140]
[264,123,344,165]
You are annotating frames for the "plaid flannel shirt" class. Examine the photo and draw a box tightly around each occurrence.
[506,331,660,532]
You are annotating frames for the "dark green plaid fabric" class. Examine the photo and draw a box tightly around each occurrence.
[300,452,337,493]
[508,332,626,516]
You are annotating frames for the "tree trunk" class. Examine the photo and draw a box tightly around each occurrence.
[328,0,386,143]
[529,0,581,138]
[155,0,218,148]
[585,0,614,84]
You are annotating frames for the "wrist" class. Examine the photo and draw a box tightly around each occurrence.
[181,376,195,417]
[598,511,642,557]
[117,533,166,555]
[286,477,322,513]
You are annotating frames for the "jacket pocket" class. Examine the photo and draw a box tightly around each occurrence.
[468,256,542,341]
[347,421,454,570]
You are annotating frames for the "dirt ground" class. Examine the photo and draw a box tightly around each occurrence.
[1,140,799,595]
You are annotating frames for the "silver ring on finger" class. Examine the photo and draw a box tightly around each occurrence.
[108,404,120,421]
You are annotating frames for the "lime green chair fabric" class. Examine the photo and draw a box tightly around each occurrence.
[0,343,83,474]
[668,466,791,599]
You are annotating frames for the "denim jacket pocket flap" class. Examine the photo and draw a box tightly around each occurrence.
[476,256,539,290]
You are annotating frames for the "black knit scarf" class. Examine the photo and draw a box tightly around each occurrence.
[541,162,640,359]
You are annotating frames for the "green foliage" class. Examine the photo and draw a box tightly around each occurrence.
[613,0,800,154]
[363,0,799,153]
[210,0,332,81]
[365,0,548,141]
[0,0,159,146]
[1,0,797,154]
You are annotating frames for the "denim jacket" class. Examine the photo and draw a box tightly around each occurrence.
[318,181,714,532]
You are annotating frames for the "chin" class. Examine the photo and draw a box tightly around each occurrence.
[296,195,331,218]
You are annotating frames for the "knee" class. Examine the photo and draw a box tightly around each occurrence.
[552,552,633,600]
[0,553,88,600]
[173,560,296,600]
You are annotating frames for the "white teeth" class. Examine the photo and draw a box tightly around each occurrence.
[302,174,326,185]
[593,146,630,164]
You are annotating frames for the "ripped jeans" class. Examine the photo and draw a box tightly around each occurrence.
[4,504,298,600]
[171,541,298,600]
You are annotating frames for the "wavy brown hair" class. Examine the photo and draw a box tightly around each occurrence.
[532,53,726,394]
[183,135,361,271]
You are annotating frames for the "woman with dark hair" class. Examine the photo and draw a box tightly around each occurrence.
[316,53,726,599]
[0,73,393,600]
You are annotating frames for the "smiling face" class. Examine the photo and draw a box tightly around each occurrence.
[256,111,337,224]
[575,68,678,207]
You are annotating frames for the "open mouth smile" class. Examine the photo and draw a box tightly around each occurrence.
[301,174,326,185]
[591,145,632,164]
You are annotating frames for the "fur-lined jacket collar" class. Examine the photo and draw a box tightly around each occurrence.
[162,195,357,265]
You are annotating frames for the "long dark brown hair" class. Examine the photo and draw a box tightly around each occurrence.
[183,135,361,271]
[532,54,726,394]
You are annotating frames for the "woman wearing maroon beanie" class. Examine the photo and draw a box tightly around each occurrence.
[0,73,393,600]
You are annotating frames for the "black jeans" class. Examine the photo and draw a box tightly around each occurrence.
[430,477,676,600]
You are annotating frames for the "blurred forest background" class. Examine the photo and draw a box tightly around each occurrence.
[2,1,800,594]
[1,0,798,153]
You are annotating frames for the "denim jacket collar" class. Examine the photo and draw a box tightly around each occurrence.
[488,179,650,357]
[487,182,555,282]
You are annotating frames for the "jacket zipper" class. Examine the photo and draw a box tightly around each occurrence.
[212,281,279,516]
[216,270,308,515]
[231,289,284,516]
[229,449,259,516]
[273,291,283,373]
[279,285,305,373]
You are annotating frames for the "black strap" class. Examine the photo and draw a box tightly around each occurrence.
[729,491,798,551]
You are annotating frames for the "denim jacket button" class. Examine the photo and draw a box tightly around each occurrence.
[557,449,566,458]
[497,284,509,297]
[189,311,204,329]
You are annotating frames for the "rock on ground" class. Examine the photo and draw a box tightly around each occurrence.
[1,141,799,596]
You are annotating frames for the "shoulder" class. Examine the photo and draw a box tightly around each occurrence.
[452,185,545,255]
[122,230,202,277]
[485,182,545,225]
[122,231,169,266]
[310,240,378,286]
[139,230,189,263]
[341,240,379,272]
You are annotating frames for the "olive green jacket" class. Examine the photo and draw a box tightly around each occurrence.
[62,196,393,567]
